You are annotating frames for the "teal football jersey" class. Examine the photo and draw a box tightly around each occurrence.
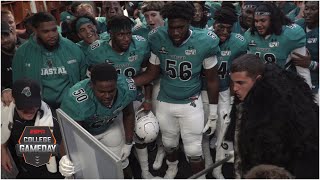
[245,24,306,69]
[132,24,150,39]
[86,35,150,77]
[60,75,137,135]
[149,27,220,104]
[217,33,247,91]
[298,19,320,93]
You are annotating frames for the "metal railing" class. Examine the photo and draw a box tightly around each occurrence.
[188,154,233,179]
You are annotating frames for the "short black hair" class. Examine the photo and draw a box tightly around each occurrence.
[251,2,292,35]
[107,15,134,33]
[161,2,195,21]
[91,63,118,84]
[31,12,56,28]
[213,2,238,25]
[231,54,265,79]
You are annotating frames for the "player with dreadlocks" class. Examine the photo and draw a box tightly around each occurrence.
[190,1,208,29]
[244,2,312,89]
[133,2,220,178]
[202,3,247,178]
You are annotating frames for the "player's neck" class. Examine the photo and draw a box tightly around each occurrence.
[306,22,318,30]
[109,40,125,55]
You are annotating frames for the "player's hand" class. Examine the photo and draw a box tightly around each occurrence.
[1,89,13,107]
[121,143,133,161]
[292,50,311,68]
[202,114,218,136]
[1,148,12,172]
[59,155,75,177]
[140,100,152,112]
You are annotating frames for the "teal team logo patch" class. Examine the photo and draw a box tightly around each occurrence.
[128,52,138,62]
[159,47,168,54]
[249,40,256,46]
[269,39,279,47]
[185,46,196,55]
[221,51,231,56]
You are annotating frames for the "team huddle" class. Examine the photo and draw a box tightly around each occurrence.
[1,1,319,179]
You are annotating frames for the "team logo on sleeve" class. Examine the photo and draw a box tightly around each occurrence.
[159,46,168,54]
[207,31,217,39]
[221,50,231,56]
[185,46,196,55]
[269,39,279,47]
[134,35,146,41]
[307,38,317,44]
[90,40,100,50]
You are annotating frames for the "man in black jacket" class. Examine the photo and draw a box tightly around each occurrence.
[225,54,319,178]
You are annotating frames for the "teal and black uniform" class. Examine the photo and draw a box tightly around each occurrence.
[86,35,150,78]
[12,35,87,108]
[149,27,220,104]
[61,75,137,135]
[216,33,247,91]
[132,24,151,39]
[244,24,306,69]
[296,19,319,93]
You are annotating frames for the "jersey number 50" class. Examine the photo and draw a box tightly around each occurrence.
[165,59,192,81]
[72,88,88,102]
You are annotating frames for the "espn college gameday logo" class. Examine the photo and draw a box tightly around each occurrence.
[15,126,59,167]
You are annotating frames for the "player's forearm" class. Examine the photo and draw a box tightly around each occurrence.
[205,68,219,104]
[207,78,219,104]
[122,104,135,144]
[143,84,153,101]
[133,67,159,86]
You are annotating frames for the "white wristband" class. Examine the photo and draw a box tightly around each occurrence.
[209,104,218,116]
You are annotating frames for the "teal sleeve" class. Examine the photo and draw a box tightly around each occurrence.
[205,31,220,58]
[285,24,306,51]
[78,49,88,80]
[60,88,95,121]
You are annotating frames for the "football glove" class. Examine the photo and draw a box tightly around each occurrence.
[59,155,75,177]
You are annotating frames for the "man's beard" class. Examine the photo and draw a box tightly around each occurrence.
[37,36,59,51]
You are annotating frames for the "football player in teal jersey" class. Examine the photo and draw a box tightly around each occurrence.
[86,15,156,179]
[132,1,167,174]
[232,1,261,35]
[133,2,220,178]
[205,5,247,178]
[71,15,110,56]
[132,1,165,39]
[59,63,136,178]
[244,2,312,88]
[190,1,208,29]
[293,1,319,103]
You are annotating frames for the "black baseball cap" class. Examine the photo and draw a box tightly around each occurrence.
[1,21,12,34]
[12,79,41,110]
